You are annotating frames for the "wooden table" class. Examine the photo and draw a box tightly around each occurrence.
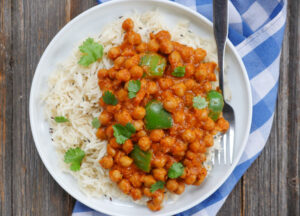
[0,0,299,215]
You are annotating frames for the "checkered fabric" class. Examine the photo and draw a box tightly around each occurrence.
[73,0,287,215]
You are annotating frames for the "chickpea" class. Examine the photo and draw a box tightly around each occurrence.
[184,79,196,90]
[171,141,187,157]
[99,111,112,126]
[147,81,158,94]
[108,47,121,60]
[166,179,179,192]
[109,137,120,149]
[105,125,114,138]
[106,104,121,113]
[147,200,161,211]
[195,64,208,82]
[132,106,146,120]
[122,139,133,154]
[143,175,156,187]
[168,51,182,68]
[115,110,132,125]
[136,130,147,138]
[152,190,164,205]
[180,46,194,62]
[143,187,153,197]
[185,174,197,185]
[129,65,143,79]
[163,96,179,112]
[189,141,201,153]
[208,72,217,81]
[97,69,108,79]
[217,117,230,132]
[96,128,106,140]
[109,169,122,182]
[195,109,208,121]
[99,156,113,169]
[116,89,128,102]
[159,39,173,54]
[184,92,194,107]
[148,39,160,52]
[194,48,207,63]
[114,56,126,69]
[136,42,147,53]
[174,182,185,194]
[107,144,116,156]
[158,78,173,90]
[122,18,134,32]
[149,129,164,142]
[132,120,143,131]
[199,153,206,162]
[185,64,195,77]
[119,156,133,167]
[203,81,212,92]
[118,179,132,194]
[129,173,142,187]
[203,118,215,131]
[181,129,196,143]
[194,169,207,186]
[108,68,117,79]
[131,188,142,200]
[124,55,139,69]
[172,83,186,97]
[204,134,214,147]
[152,168,167,181]
[138,136,151,151]
[173,111,185,124]
[116,69,131,82]
[126,31,142,45]
[155,30,171,42]
[152,154,167,168]
[161,136,175,148]
[186,151,196,160]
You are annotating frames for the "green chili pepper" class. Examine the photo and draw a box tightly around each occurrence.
[207,90,224,121]
[145,100,173,130]
[130,145,152,172]
[139,53,167,77]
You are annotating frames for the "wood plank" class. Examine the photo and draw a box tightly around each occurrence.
[10,0,74,215]
[0,0,12,216]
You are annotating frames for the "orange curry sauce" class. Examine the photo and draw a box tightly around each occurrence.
[97,18,229,211]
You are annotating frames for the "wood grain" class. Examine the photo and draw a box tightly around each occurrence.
[0,0,299,215]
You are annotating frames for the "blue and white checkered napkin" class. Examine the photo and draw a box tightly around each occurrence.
[73,0,287,215]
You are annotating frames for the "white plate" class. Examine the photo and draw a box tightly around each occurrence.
[29,0,252,215]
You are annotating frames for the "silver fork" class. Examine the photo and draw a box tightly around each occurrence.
[212,0,235,165]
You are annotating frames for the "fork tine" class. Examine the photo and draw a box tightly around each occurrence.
[223,133,227,164]
[229,126,234,164]
[212,151,215,165]
[218,145,221,164]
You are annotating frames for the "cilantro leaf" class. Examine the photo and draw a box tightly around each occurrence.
[113,123,136,144]
[172,66,186,77]
[193,96,208,109]
[102,91,118,105]
[54,116,69,123]
[128,80,141,99]
[64,147,85,171]
[92,117,101,129]
[78,38,103,67]
[150,181,165,192]
[168,162,184,179]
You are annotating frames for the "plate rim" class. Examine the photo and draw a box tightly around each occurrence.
[29,0,253,215]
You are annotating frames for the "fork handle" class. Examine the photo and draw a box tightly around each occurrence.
[213,0,228,93]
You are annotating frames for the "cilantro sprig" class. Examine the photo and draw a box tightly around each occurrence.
[150,181,165,192]
[128,80,141,99]
[64,147,85,171]
[78,38,103,67]
[172,66,186,77]
[168,162,184,179]
[54,116,69,123]
[113,123,136,144]
[193,96,208,109]
[102,91,118,105]
[92,117,101,129]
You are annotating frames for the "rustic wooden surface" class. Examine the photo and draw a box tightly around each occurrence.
[0,0,299,215]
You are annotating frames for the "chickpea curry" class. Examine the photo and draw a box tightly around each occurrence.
[97,18,229,211]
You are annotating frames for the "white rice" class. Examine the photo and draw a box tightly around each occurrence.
[43,11,222,205]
